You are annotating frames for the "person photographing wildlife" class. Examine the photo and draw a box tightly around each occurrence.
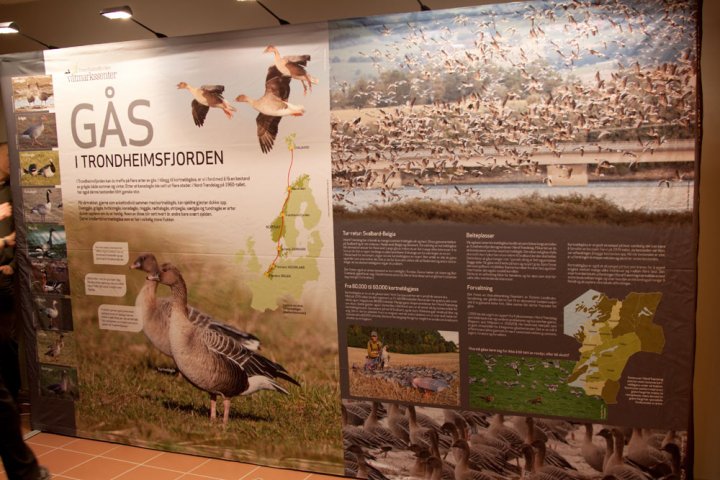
[365,331,383,370]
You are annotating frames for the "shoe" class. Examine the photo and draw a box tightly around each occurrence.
[38,465,51,479]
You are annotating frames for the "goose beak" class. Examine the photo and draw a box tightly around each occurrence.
[130,261,141,270]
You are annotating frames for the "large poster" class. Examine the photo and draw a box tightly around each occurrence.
[0,0,698,478]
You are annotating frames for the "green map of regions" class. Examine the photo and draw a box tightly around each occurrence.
[236,173,322,311]
[565,290,665,404]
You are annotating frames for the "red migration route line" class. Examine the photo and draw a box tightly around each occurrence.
[265,145,295,276]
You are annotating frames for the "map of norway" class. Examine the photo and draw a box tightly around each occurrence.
[564,290,665,404]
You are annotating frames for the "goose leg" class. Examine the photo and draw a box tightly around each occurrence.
[222,397,231,428]
[209,393,217,422]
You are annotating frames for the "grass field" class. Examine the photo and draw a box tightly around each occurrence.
[18,150,60,186]
[67,250,344,474]
[333,194,692,225]
[347,347,460,406]
[468,353,606,420]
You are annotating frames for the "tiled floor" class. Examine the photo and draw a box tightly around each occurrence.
[0,432,346,480]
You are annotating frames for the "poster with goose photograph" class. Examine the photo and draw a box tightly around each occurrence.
[0,0,699,478]
[34,21,342,474]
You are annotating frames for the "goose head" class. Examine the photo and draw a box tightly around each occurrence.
[263,45,279,54]
[130,253,160,278]
[176,81,189,90]
[235,94,251,103]
[153,263,183,287]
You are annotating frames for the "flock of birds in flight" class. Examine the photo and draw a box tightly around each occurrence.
[177,45,317,154]
[330,0,697,205]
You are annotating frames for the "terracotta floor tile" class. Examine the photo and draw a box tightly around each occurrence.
[36,449,94,474]
[63,438,118,455]
[178,475,238,480]
[62,456,136,480]
[102,444,164,464]
[112,465,185,480]
[26,433,76,448]
[145,452,210,472]
[251,466,312,480]
[30,443,57,457]
[188,458,258,479]
[307,475,347,479]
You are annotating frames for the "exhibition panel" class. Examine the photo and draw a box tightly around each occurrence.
[0,1,699,478]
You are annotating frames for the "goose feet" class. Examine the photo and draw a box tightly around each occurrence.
[222,398,231,428]
[210,393,218,422]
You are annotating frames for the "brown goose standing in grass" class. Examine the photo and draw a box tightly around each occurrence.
[264,45,318,94]
[236,65,304,154]
[131,254,260,364]
[44,333,64,358]
[20,115,47,146]
[153,263,299,426]
[177,82,236,127]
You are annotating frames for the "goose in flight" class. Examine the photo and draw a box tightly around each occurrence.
[264,45,318,94]
[177,82,236,127]
[236,66,304,154]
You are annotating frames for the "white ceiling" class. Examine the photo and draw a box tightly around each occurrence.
[0,0,507,55]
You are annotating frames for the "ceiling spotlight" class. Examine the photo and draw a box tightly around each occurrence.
[0,21,58,49]
[100,5,167,38]
[237,0,290,26]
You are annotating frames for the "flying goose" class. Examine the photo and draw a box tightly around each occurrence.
[264,45,318,94]
[131,254,260,365]
[236,66,304,154]
[30,189,52,222]
[177,82,236,127]
[153,263,299,426]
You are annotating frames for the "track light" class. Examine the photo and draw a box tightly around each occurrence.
[0,21,58,49]
[417,0,432,11]
[100,6,168,38]
[237,0,290,26]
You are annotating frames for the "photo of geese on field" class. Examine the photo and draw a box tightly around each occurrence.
[30,258,69,296]
[329,0,697,224]
[39,364,79,401]
[11,75,54,112]
[26,224,66,259]
[347,326,460,406]
[36,330,77,367]
[468,353,607,421]
[65,248,342,471]
[341,399,689,480]
[23,187,63,224]
[19,150,60,187]
[34,295,74,332]
[16,112,58,150]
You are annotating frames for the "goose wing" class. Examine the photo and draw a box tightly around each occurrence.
[256,114,281,154]
[191,100,209,127]
[265,66,291,101]
[186,304,261,350]
[255,66,292,154]
[200,84,226,106]
[201,327,299,386]
[285,54,310,66]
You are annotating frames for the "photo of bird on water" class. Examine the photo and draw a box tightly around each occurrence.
[347,326,460,406]
[11,75,54,112]
[16,112,58,150]
[26,224,67,259]
[330,0,697,225]
[341,399,689,480]
[19,150,60,187]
